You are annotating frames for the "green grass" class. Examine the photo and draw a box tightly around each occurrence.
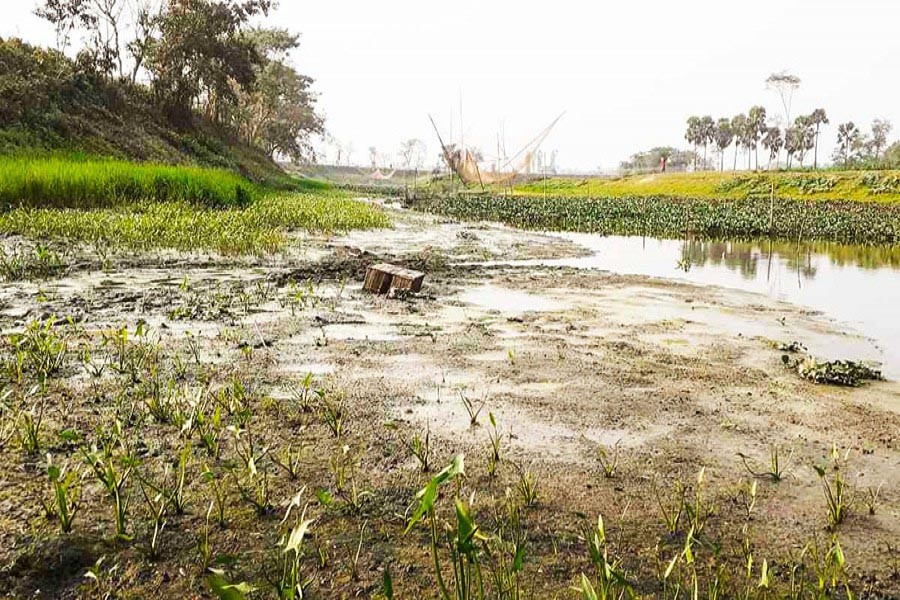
[0,156,260,209]
[0,192,390,255]
[0,157,390,255]
[515,170,900,203]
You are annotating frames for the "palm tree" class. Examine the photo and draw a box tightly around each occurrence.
[793,116,815,167]
[685,116,702,169]
[714,118,734,172]
[836,122,859,165]
[761,126,783,170]
[700,116,715,169]
[730,114,749,171]
[748,106,767,169]
[808,109,828,169]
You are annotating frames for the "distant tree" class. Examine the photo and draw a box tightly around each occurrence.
[619,147,695,173]
[835,122,861,165]
[730,114,749,171]
[883,141,900,168]
[761,126,783,169]
[747,106,766,169]
[870,119,892,159]
[699,115,715,169]
[808,108,828,169]
[792,116,815,167]
[685,116,702,168]
[713,118,733,172]
[766,71,801,126]
[399,138,426,171]
[783,127,799,168]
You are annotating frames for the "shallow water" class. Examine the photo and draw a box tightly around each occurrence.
[543,235,900,379]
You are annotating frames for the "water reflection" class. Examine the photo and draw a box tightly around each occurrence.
[546,233,900,379]
[676,239,900,281]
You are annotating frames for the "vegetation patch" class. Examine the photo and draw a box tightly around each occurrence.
[413,194,900,245]
[0,192,391,256]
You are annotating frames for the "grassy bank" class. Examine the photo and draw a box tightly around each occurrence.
[0,156,261,209]
[516,171,900,203]
[414,194,900,245]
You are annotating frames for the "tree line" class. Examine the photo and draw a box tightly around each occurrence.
[684,72,896,172]
[28,0,322,161]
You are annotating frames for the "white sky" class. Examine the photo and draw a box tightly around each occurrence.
[4,0,899,171]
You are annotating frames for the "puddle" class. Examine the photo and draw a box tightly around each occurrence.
[475,235,899,378]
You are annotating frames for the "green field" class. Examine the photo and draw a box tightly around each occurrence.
[0,158,390,256]
[515,171,900,203]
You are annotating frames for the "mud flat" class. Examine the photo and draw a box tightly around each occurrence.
[1,203,898,598]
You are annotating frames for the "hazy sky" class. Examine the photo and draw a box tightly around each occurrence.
[4,0,899,171]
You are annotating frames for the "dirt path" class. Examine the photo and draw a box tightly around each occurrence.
[2,202,899,597]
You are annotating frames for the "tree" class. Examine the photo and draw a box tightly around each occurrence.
[699,116,715,169]
[835,122,860,165]
[870,119,892,159]
[230,28,322,161]
[747,106,766,170]
[792,116,815,167]
[684,116,702,168]
[783,126,799,168]
[808,108,828,169]
[730,114,749,171]
[713,118,733,172]
[399,139,426,171]
[761,126,783,170]
[127,0,165,83]
[147,0,273,124]
[34,0,96,55]
[766,71,801,126]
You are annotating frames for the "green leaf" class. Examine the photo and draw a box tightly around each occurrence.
[206,570,254,600]
[382,567,394,600]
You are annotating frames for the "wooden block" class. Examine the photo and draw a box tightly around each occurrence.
[388,267,425,293]
[364,264,394,294]
[364,263,425,294]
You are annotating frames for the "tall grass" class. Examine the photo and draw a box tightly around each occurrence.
[0,156,259,209]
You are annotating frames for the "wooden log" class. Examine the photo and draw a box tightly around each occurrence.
[364,263,425,294]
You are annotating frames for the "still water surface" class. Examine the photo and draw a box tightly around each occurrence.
[542,235,900,379]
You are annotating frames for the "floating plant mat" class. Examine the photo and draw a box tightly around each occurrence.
[780,345,884,387]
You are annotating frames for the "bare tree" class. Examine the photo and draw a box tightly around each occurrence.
[870,119,893,159]
[766,71,801,127]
